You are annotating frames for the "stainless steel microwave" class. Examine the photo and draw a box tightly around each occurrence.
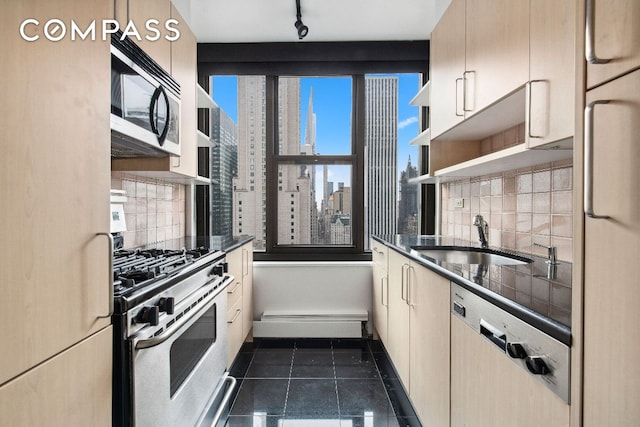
[110,33,180,157]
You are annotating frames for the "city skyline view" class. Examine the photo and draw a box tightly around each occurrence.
[209,75,420,249]
[211,74,420,185]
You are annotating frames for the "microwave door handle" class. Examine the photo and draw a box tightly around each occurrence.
[149,86,170,146]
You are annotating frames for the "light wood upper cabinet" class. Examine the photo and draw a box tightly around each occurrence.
[582,69,640,427]
[586,0,640,89]
[527,0,576,148]
[0,328,112,426]
[451,316,569,427]
[111,3,199,181]
[371,240,389,343]
[127,0,172,71]
[464,0,529,118]
[113,0,127,22]
[0,0,112,385]
[408,264,450,427]
[430,0,529,140]
[168,4,198,179]
[430,0,466,139]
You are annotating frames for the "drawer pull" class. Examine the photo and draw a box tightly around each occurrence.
[227,308,241,324]
[227,281,242,295]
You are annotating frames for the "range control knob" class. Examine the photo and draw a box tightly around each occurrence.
[209,262,227,277]
[525,356,550,375]
[506,342,528,359]
[136,306,160,326]
[158,297,175,314]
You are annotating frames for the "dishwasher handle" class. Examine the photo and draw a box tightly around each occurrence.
[480,319,507,352]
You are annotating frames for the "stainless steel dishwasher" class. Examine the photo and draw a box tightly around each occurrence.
[451,282,570,403]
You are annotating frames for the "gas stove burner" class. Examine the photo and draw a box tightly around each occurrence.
[186,247,210,258]
[119,270,156,282]
[111,245,224,301]
[114,249,136,257]
[163,249,186,257]
[138,249,166,258]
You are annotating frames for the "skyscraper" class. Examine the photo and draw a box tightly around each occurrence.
[210,105,238,238]
[365,76,398,246]
[233,76,267,249]
[398,155,419,234]
[232,76,314,249]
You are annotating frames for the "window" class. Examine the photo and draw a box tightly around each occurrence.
[265,76,363,256]
[208,69,420,259]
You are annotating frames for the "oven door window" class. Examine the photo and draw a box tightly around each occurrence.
[170,304,217,397]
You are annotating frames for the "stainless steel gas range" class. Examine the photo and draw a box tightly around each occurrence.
[111,243,236,427]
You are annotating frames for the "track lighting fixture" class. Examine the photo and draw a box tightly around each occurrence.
[294,0,309,40]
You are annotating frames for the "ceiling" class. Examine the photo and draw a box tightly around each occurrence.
[172,0,451,43]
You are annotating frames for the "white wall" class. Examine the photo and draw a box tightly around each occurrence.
[252,261,373,334]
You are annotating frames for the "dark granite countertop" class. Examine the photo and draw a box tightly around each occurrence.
[140,235,255,254]
[373,235,571,346]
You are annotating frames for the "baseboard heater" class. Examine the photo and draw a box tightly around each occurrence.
[252,310,368,338]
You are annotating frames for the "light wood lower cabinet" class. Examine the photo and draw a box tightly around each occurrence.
[241,244,254,339]
[227,297,244,366]
[226,241,254,366]
[386,249,450,426]
[408,263,450,427]
[371,240,389,342]
[387,249,411,386]
[451,316,569,427]
[0,327,112,426]
[582,68,640,426]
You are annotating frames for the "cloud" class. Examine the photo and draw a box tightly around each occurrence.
[398,116,419,130]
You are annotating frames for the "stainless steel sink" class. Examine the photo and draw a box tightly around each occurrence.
[411,247,532,265]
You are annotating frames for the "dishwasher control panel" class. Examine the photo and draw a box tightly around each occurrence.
[451,283,570,404]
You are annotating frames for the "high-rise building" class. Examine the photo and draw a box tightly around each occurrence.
[233,76,267,249]
[398,155,419,234]
[210,105,238,239]
[365,75,398,246]
[232,76,314,249]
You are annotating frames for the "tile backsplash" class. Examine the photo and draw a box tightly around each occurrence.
[111,173,187,249]
[441,159,573,263]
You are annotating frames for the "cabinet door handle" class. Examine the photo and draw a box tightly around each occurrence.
[381,277,386,307]
[584,100,611,219]
[527,80,547,139]
[96,232,114,319]
[407,266,415,307]
[242,248,249,277]
[463,71,475,112]
[585,0,610,64]
[455,78,464,117]
[401,263,409,301]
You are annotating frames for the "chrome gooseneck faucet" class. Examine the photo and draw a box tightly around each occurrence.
[473,214,489,247]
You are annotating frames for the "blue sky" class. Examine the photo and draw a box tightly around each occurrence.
[211,74,420,181]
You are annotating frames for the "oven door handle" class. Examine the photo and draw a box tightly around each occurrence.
[208,375,237,427]
[135,275,233,350]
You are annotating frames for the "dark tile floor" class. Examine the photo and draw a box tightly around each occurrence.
[223,338,421,427]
